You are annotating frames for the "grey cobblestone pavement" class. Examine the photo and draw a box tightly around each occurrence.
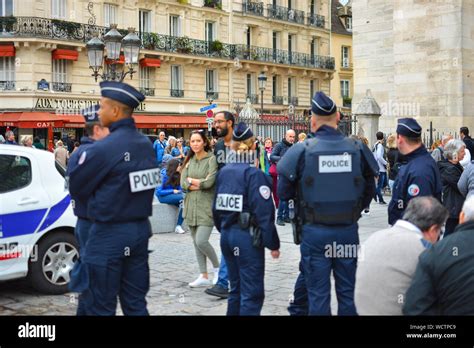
[0,200,390,316]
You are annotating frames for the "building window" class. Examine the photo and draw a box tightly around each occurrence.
[104,4,118,27]
[310,80,314,101]
[342,46,350,67]
[140,66,151,89]
[0,56,15,90]
[171,65,183,97]
[310,0,317,15]
[52,59,68,83]
[139,10,151,34]
[205,21,216,42]
[0,0,13,16]
[246,73,256,95]
[272,76,283,104]
[345,17,352,31]
[311,37,319,57]
[206,69,218,92]
[340,80,350,98]
[51,0,66,19]
[170,15,181,37]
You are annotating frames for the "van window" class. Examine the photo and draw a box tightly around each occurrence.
[0,155,32,193]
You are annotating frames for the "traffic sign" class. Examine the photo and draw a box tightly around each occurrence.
[206,110,214,118]
[200,104,218,112]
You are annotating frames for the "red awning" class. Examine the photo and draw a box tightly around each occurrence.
[0,44,15,57]
[52,49,79,61]
[140,58,161,68]
[105,54,125,65]
[0,112,65,128]
[133,115,207,129]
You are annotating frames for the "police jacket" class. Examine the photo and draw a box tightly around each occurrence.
[68,118,159,222]
[437,160,464,218]
[214,139,229,170]
[213,162,280,251]
[156,168,182,197]
[270,139,292,164]
[276,125,377,225]
[403,220,474,315]
[388,145,442,225]
[66,136,94,219]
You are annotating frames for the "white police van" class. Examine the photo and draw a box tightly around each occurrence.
[0,144,78,294]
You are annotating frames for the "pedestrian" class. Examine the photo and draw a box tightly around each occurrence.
[165,136,177,155]
[212,122,280,315]
[54,140,69,168]
[460,126,474,155]
[66,104,110,315]
[388,118,442,226]
[71,141,80,154]
[68,81,158,315]
[271,129,296,225]
[386,133,405,193]
[373,131,388,204]
[278,91,378,315]
[173,137,189,163]
[255,137,271,175]
[4,130,17,145]
[33,136,45,149]
[153,131,168,168]
[0,135,5,144]
[266,137,280,209]
[403,196,474,315]
[20,135,33,147]
[355,197,448,315]
[205,111,235,299]
[298,132,306,143]
[180,130,220,287]
[458,158,474,200]
[437,139,465,236]
[431,135,452,162]
[156,157,186,234]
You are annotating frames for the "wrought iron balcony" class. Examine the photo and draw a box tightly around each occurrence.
[52,82,72,92]
[170,89,184,98]
[242,1,264,17]
[206,91,219,100]
[203,0,222,9]
[246,94,259,104]
[289,97,299,106]
[267,5,305,25]
[272,96,284,105]
[308,14,326,29]
[0,17,335,72]
[139,87,155,96]
[0,81,15,91]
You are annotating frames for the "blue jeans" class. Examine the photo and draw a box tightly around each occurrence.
[375,172,387,202]
[216,255,229,289]
[157,193,184,226]
[277,200,289,220]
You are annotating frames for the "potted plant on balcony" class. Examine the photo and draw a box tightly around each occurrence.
[209,40,224,55]
[0,16,17,32]
[144,32,159,50]
[343,97,352,108]
[52,19,81,38]
[175,36,192,54]
[204,0,222,10]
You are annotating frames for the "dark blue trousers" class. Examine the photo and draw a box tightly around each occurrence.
[220,225,265,316]
[80,220,151,316]
[300,223,359,316]
[288,260,308,316]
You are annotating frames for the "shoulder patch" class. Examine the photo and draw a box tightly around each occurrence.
[78,151,87,165]
[259,185,271,200]
[408,184,420,197]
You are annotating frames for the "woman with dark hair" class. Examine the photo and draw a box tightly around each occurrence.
[181,130,220,287]
[156,158,186,234]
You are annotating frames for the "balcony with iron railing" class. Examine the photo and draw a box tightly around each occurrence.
[288,96,299,106]
[170,89,184,98]
[267,4,305,25]
[272,96,284,105]
[139,87,155,96]
[206,91,219,100]
[51,82,72,92]
[242,1,264,17]
[0,80,15,90]
[307,13,326,29]
[0,17,335,71]
[246,94,259,104]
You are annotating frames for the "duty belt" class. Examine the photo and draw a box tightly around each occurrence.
[304,209,356,226]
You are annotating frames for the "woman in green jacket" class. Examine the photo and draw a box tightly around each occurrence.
[181,130,220,287]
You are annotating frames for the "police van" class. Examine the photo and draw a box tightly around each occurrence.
[0,144,78,294]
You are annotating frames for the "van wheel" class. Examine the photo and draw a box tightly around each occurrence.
[28,231,79,294]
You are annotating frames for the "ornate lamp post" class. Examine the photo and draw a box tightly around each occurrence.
[258,71,267,118]
[86,25,141,82]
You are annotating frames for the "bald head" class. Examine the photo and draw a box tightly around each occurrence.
[286,129,296,144]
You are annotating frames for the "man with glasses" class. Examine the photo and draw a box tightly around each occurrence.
[153,131,168,168]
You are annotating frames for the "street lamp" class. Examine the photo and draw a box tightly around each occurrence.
[86,25,141,82]
[258,71,267,117]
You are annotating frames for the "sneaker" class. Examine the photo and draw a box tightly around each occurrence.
[276,218,285,226]
[205,284,229,299]
[379,200,387,205]
[189,275,212,288]
[212,268,219,285]
[362,209,370,216]
[175,225,186,234]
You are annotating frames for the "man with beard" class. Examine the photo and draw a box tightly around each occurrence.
[205,111,235,299]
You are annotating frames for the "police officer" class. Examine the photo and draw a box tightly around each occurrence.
[66,104,109,315]
[388,118,442,225]
[68,81,159,316]
[213,122,280,316]
[278,92,377,315]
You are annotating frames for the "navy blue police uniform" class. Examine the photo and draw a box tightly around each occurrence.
[388,118,442,225]
[68,81,159,316]
[212,123,280,315]
[278,92,377,315]
[66,104,101,315]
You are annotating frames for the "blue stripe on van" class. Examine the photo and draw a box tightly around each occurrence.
[37,195,71,232]
[0,209,47,239]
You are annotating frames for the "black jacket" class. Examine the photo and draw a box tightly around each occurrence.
[270,139,292,164]
[403,220,474,315]
[463,135,474,156]
[437,160,464,218]
[387,148,407,181]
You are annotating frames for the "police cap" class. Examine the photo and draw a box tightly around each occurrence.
[397,118,422,138]
[311,91,337,116]
[100,81,145,109]
[232,122,254,141]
